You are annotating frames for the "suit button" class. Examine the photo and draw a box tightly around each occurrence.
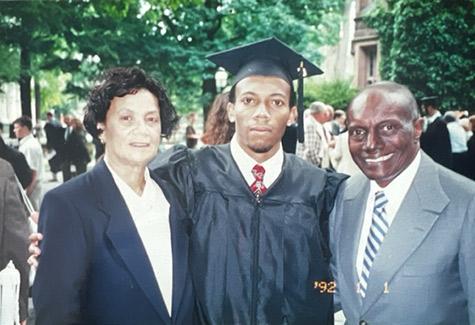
[359,321,368,325]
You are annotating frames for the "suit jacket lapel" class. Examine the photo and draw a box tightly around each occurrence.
[150,171,190,322]
[361,153,449,314]
[92,161,171,324]
[340,174,369,308]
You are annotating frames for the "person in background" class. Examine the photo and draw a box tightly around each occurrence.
[13,116,44,210]
[60,115,73,181]
[420,96,452,168]
[0,131,33,189]
[296,101,334,168]
[32,67,195,324]
[330,130,360,177]
[0,158,30,325]
[281,105,298,154]
[331,109,347,135]
[331,81,475,324]
[64,117,91,178]
[43,111,65,182]
[201,91,234,145]
[185,112,199,149]
[444,111,469,177]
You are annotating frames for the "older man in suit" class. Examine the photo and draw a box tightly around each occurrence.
[0,158,30,324]
[330,81,475,324]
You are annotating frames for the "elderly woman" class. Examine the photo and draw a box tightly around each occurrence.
[32,67,195,324]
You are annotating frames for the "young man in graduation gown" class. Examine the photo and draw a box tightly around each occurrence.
[152,38,347,325]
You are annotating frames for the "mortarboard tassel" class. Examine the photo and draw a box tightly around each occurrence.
[297,60,305,143]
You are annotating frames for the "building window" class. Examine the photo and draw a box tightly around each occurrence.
[364,45,377,85]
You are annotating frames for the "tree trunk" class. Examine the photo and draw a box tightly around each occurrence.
[19,46,31,117]
[201,0,220,123]
[34,78,41,121]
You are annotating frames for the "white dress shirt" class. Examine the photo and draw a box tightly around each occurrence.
[105,159,173,315]
[423,110,442,131]
[230,136,284,189]
[356,151,421,279]
[446,121,468,153]
[19,133,44,181]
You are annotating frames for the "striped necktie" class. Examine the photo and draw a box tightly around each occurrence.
[360,190,389,298]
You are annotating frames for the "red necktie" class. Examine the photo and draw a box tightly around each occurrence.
[250,164,267,196]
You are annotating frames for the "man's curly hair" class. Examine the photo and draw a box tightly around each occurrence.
[83,67,179,139]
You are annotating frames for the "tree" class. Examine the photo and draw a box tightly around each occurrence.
[0,0,157,117]
[0,0,346,119]
[0,1,87,117]
[365,0,475,111]
[139,0,346,116]
[304,79,358,110]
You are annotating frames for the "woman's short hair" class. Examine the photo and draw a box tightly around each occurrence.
[84,67,179,139]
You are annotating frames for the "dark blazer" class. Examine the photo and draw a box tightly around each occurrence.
[420,117,452,168]
[0,158,30,321]
[0,137,33,189]
[62,129,90,165]
[33,160,195,325]
[44,121,65,152]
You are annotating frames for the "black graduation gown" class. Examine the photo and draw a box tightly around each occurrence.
[152,145,347,325]
[420,117,453,169]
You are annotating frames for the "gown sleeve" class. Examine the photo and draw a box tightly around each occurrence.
[149,145,196,221]
[319,171,349,262]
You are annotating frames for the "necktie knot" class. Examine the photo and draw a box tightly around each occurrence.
[252,164,265,181]
[374,190,388,207]
[250,164,267,196]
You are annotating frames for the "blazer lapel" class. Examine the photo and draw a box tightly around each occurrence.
[150,172,190,322]
[361,153,449,314]
[92,161,171,324]
[340,175,370,308]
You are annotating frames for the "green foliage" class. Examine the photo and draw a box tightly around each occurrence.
[304,79,358,110]
[0,45,19,84]
[365,0,475,112]
[0,0,346,117]
[38,70,73,117]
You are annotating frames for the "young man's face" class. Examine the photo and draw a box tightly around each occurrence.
[13,123,29,139]
[347,90,423,187]
[228,75,295,162]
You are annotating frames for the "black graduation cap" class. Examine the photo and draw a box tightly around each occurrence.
[207,37,323,143]
[420,95,439,107]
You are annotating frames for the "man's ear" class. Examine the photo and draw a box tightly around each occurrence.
[227,102,236,123]
[414,117,424,140]
[288,106,297,125]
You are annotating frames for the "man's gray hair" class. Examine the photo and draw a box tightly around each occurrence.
[308,101,327,114]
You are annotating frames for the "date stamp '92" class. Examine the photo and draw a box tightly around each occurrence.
[314,281,336,293]
[314,281,390,294]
